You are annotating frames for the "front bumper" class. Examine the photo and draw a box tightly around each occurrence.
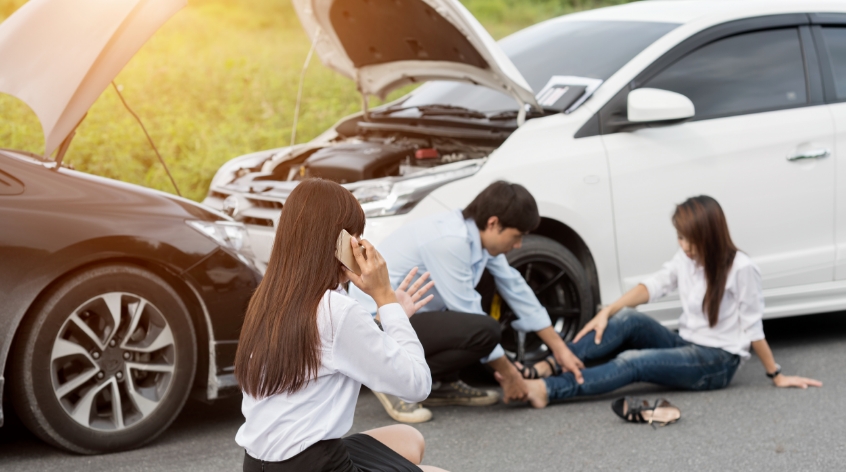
[204,187,415,271]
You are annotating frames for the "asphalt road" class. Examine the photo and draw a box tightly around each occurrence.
[2,311,845,472]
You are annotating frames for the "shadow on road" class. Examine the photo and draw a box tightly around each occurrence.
[1,310,844,456]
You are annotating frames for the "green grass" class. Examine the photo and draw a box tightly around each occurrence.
[0,0,634,201]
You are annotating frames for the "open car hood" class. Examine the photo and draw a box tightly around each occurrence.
[293,0,539,110]
[0,0,185,157]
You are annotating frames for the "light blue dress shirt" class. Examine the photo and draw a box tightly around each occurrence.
[350,209,551,362]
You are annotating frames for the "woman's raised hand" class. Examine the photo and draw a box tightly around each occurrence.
[395,267,435,318]
[345,237,398,307]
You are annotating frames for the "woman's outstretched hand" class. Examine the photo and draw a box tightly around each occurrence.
[345,237,397,307]
[395,267,435,318]
[773,374,823,389]
[573,306,612,344]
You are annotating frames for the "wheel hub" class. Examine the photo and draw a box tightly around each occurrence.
[96,345,126,379]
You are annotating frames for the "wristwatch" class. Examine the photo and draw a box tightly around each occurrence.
[766,364,782,379]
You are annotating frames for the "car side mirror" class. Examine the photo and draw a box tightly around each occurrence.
[627,88,695,123]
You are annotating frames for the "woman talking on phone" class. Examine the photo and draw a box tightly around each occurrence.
[513,196,821,417]
[234,178,448,471]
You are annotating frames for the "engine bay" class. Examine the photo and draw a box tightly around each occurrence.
[260,135,496,185]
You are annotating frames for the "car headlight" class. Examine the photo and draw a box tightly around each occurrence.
[347,159,485,218]
[186,220,258,266]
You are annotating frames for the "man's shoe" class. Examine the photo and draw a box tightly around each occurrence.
[422,380,499,407]
[372,391,433,423]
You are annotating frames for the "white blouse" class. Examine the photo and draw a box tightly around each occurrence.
[640,250,765,359]
[235,288,431,462]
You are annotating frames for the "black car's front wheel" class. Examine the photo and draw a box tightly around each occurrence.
[489,235,595,364]
[10,264,197,454]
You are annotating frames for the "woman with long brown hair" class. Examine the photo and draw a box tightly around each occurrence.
[508,196,821,416]
[234,178,448,471]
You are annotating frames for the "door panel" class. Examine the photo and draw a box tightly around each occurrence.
[602,27,836,322]
[815,26,846,280]
[605,107,835,292]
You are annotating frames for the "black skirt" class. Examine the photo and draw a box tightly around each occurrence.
[243,434,422,472]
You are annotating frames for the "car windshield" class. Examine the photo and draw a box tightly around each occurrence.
[397,20,679,113]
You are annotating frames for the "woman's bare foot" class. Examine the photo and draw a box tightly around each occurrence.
[525,379,549,408]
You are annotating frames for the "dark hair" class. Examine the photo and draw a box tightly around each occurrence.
[672,195,738,328]
[462,181,540,233]
[234,178,365,398]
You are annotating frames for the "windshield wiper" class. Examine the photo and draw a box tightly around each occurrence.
[374,104,486,119]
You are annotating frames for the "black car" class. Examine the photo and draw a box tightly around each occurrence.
[0,0,259,454]
[0,149,261,454]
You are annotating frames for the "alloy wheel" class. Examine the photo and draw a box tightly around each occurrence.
[496,258,584,363]
[50,292,176,431]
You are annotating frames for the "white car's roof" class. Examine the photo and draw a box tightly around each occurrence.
[560,0,846,25]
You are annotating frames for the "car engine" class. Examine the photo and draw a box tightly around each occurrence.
[273,136,494,184]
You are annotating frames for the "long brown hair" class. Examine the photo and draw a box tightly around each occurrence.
[672,196,738,328]
[235,178,365,398]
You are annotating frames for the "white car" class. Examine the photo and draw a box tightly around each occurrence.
[205,0,846,361]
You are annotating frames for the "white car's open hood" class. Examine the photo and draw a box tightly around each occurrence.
[293,0,539,110]
[0,0,185,157]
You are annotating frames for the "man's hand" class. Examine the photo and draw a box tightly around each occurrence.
[573,307,611,344]
[552,345,584,384]
[487,356,528,403]
[395,267,435,318]
[535,326,584,384]
[494,370,529,403]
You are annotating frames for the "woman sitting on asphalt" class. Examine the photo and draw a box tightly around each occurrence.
[234,178,447,471]
[508,195,821,414]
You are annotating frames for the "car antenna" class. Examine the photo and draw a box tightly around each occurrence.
[111,81,181,196]
[291,27,320,146]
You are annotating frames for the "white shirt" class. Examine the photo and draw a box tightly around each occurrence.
[350,209,551,363]
[235,288,431,462]
[640,250,765,359]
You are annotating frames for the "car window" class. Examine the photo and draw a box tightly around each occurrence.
[644,28,807,119]
[399,20,679,113]
[820,27,846,100]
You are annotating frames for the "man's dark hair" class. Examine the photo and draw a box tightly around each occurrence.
[462,181,540,233]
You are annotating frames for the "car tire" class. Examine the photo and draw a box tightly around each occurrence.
[494,235,595,363]
[10,263,197,454]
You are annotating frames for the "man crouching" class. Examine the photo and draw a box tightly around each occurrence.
[351,181,584,423]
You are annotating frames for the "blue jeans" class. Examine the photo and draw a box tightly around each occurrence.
[543,310,741,401]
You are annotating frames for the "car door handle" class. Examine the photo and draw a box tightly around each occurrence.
[786,149,830,161]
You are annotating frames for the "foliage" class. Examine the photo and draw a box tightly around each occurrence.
[0,0,635,201]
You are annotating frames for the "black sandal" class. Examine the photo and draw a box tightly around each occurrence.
[513,355,562,379]
[611,397,681,428]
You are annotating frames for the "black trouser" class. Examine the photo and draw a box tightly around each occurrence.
[409,311,501,383]
[243,434,421,472]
